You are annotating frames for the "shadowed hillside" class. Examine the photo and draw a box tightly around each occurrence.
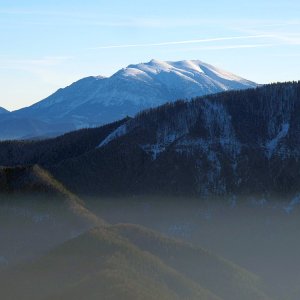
[0,224,271,300]
[0,166,272,299]
[0,165,105,265]
[0,164,104,226]
[111,223,270,300]
[0,117,128,166]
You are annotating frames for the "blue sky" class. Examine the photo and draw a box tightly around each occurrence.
[0,0,300,110]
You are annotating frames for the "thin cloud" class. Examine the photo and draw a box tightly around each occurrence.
[231,26,300,46]
[170,43,277,53]
[274,34,300,45]
[89,35,273,50]
[189,43,276,50]
[0,56,73,70]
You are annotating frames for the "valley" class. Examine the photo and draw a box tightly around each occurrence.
[1,190,300,299]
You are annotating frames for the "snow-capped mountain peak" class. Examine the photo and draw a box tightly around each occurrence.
[126,59,205,77]
[113,59,256,94]
[3,59,257,140]
[124,59,250,83]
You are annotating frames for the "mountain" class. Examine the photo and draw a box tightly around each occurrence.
[1,60,257,140]
[0,166,271,299]
[0,118,128,166]
[0,164,103,226]
[52,81,299,199]
[0,164,105,266]
[1,81,299,199]
[0,223,271,300]
[0,107,9,114]
[0,115,74,140]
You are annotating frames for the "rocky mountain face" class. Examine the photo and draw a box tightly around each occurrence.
[85,81,298,199]
[1,82,299,200]
[1,60,256,140]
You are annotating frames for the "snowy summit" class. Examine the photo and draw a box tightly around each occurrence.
[3,59,257,140]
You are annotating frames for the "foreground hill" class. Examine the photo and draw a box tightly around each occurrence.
[0,165,104,265]
[0,164,102,225]
[1,60,256,139]
[0,167,271,299]
[0,223,271,300]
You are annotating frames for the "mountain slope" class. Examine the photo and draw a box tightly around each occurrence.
[111,223,270,300]
[0,107,9,114]
[0,164,106,264]
[2,82,300,198]
[0,166,271,300]
[43,81,300,198]
[1,60,256,139]
[0,226,218,300]
[0,224,271,300]
[0,118,128,166]
[0,114,74,140]
[0,164,103,226]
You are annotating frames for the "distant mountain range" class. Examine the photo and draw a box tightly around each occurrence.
[0,59,257,140]
[1,81,300,200]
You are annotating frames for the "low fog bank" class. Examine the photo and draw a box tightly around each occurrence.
[86,195,300,298]
[0,194,93,266]
[1,194,300,299]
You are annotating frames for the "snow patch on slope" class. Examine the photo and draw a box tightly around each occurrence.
[141,144,166,160]
[202,100,241,156]
[169,60,205,74]
[141,133,183,160]
[98,124,127,147]
[265,123,289,158]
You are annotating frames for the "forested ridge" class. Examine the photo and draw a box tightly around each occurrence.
[1,82,300,198]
